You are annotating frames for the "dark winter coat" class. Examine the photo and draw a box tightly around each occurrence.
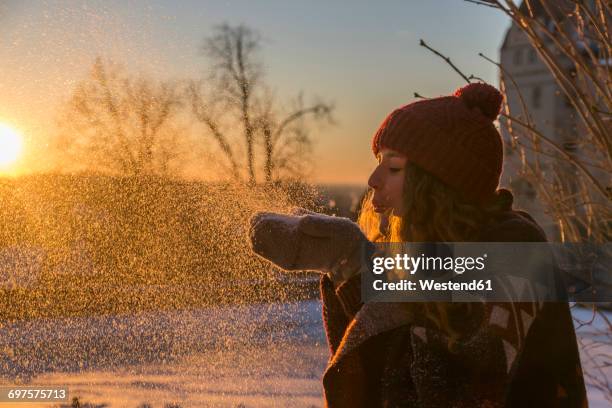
[319,209,588,407]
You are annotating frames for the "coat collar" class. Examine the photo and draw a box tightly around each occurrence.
[326,301,414,368]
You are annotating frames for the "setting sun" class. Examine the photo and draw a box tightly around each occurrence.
[0,123,23,168]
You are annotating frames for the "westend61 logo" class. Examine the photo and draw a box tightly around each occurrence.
[371,253,488,275]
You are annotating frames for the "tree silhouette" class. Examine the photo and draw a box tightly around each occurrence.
[188,23,334,184]
[57,58,183,177]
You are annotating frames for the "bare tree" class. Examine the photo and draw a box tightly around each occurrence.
[258,92,334,182]
[57,57,183,177]
[188,23,334,184]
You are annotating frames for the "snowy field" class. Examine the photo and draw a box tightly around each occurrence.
[0,301,610,407]
[0,301,328,407]
[572,306,612,408]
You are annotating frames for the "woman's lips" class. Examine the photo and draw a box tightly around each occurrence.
[372,201,387,212]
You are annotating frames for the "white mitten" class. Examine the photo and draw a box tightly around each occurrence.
[248,209,373,286]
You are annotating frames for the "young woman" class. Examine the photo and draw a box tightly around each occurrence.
[248,83,587,407]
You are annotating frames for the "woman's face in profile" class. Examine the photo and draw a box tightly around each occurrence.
[367,147,406,216]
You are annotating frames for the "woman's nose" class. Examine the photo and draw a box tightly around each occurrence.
[368,166,381,190]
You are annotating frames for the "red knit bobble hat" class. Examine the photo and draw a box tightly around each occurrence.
[371,83,504,206]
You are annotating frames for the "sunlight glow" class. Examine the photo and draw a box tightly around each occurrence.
[0,123,23,168]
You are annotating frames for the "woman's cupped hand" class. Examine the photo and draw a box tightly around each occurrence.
[248,207,372,286]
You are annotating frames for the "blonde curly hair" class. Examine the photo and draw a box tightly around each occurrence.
[357,162,512,346]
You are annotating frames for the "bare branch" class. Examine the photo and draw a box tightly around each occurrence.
[419,39,471,84]
[502,112,610,201]
[462,0,501,9]
[186,80,241,181]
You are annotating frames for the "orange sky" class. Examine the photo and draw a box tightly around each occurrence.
[0,0,510,184]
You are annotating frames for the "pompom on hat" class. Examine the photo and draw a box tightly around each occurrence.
[372,82,505,206]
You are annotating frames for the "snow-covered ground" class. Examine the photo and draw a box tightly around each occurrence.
[0,301,328,407]
[0,301,610,407]
[572,306,612,408]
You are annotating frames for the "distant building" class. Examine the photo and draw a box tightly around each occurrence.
[498,1,591,239]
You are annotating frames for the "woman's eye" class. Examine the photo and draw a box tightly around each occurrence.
[389,167,403,173]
